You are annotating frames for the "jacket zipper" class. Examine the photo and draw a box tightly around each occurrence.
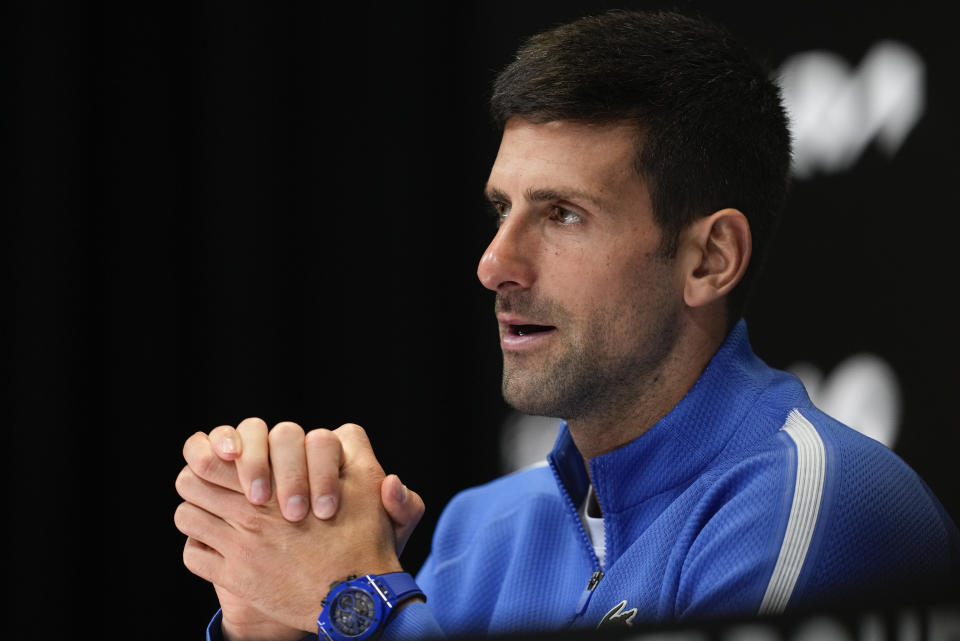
[574,569,605,617]
[548,459,605,626]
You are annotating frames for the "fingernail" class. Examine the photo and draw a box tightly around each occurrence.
[220,438,237,454]
[250,478,270,504]
[286,495,308,520]
[314,495,336,519]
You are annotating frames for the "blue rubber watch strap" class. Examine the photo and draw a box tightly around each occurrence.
[372,572,424,605]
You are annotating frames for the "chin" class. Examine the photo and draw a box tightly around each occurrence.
[502,380,565,419]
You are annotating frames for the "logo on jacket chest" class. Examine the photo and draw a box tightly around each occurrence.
[597,600,638,629]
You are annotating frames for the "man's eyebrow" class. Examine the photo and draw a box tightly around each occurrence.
[483,185,604,209]
[484,186,509,203]
[524,187,604,209]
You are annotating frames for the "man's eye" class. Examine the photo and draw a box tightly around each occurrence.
[489,201,510,226]
[552,207,582,225]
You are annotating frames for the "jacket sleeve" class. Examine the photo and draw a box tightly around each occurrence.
[380,600,446,640]
[672,415,960,618]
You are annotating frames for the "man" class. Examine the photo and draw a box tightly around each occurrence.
[174,9,960,640]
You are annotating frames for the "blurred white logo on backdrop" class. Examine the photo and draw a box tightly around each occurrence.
[777,41,925,179]
[788,354,902,448]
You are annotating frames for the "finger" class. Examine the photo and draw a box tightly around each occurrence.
[304,429,343,519]
[174,500,236,553]
[332,423,382,473]
[269,421,309,522]
[381,474,426,556]
[182,536,225,585]
[175,465,259,529]
[183,432,242,493]
[209,424,242,461]
[236,417,271,505]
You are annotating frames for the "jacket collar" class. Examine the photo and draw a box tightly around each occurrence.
[546,319,774,515]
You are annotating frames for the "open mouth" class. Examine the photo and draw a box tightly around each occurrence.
[509,324,556,336]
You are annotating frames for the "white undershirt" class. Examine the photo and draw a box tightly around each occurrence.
[580,484,606,568]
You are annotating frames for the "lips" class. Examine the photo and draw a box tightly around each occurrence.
[509,324,556,336]
[498,314,557,350]
[497,313,555,333]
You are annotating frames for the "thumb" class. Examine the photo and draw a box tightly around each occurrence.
[381,474,425,556]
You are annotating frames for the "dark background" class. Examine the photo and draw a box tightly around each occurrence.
[7,1,958,638]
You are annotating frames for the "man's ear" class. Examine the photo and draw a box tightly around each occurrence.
[680,208,752,308]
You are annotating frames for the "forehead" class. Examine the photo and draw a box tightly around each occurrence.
[487,117,642,202]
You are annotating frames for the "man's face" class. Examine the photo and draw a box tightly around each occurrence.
[478,117,685,422]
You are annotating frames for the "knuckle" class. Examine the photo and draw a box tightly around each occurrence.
[340,422,366,438]
[337,422,372,448]
[305,427,334,447]
[181,541,196,569]
[174,467,190,495]
[362,460,384,480]
[182,432,206,460]
[237,417,268,439]
[182,541,211,580]
[182,555,201,578]
[173,502,191,530]
[237,510,264,532]
[192,449,220,480]
[208,424,234,439]
[270,421,305,442]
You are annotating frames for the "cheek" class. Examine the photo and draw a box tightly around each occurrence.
[544,256,610,311]
[539,240,671,317]
[590,254,677,322]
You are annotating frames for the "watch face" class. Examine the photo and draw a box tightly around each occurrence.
[329,587,378,637]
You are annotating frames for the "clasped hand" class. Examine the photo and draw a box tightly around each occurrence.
[174,417,425,640]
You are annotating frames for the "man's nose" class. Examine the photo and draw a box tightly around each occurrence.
[477,217,535,293]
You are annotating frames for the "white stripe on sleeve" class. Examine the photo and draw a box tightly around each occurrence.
[758,409,826,615]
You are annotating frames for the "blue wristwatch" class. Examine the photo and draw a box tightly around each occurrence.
[317,572,424,641]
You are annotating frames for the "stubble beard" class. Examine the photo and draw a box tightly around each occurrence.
[499,290,681,424]
[501,334,602,420]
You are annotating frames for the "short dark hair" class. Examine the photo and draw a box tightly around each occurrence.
[490,9,792,325]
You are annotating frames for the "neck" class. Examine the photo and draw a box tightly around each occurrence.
[569,310,727,462]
